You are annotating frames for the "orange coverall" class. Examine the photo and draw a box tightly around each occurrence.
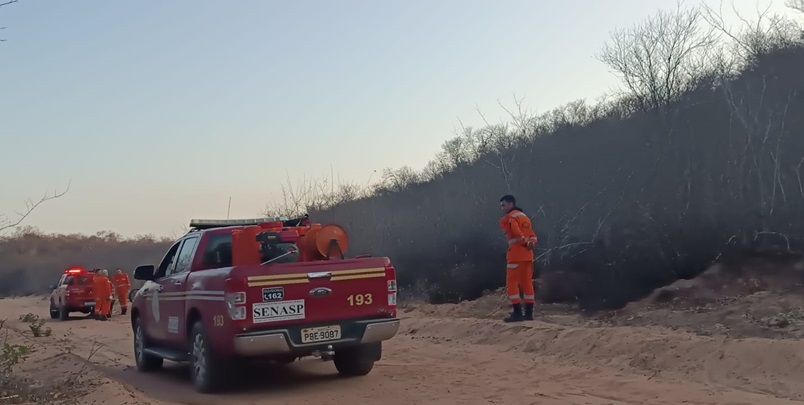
[93,275,113,317]
[112,271,131,312]
[499,209,538,305]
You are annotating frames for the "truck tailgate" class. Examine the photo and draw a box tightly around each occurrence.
[236,257,395,329]
[68,276,95,306]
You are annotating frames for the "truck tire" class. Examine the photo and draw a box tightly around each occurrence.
[58,304,69,321]
[49,300,59,319]
[334,343,379,377]
[133,317,163,372]
[189,321,230,393]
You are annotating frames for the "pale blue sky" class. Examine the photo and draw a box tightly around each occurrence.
[1,0,798,237]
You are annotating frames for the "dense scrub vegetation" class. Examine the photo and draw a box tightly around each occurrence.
[297,3,804,310]
[0,228,171,297]
[3,3,803,310]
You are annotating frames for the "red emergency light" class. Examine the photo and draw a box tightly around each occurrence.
[65,267,84,274]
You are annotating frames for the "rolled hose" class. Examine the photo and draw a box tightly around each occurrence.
[301,224,350,259]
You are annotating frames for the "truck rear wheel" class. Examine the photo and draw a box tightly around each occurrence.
[334,343,380,377]
[133,317,163,372]
[189,321,230,393]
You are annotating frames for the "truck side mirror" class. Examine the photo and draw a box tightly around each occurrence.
[134,265,156,281]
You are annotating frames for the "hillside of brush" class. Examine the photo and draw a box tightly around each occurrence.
[315,44,804,310]
[0,227,171,297]
[309,8,804,310]
[2,6,803,311]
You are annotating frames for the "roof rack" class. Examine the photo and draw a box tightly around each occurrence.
[189,217,290,230]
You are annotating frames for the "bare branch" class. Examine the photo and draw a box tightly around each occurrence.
[598,3,720,112]
[0,181,71,233]
[0,0,19,42]
[787,0,804,13]
[702,0,801,64]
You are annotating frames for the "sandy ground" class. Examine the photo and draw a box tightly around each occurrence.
[3,265,804,404]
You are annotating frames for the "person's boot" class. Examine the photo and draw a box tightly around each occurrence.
[100,315,108,321]
[121,307,127,316]
[503,304,524,323]
[524,303,534,321]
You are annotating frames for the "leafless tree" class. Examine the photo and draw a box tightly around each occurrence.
[0,0,19,42]
[702,0,801,64]
[0,181,71,233]
[263,170,374,218]
[788,0,804,13]
[378,166,420,193]
[597,3,718,112]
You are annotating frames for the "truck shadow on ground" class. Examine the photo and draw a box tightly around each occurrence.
[46,316,90,323]
[98,359,350,403]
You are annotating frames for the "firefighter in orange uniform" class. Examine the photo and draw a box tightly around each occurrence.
[93,269,113,321]
[112,268,131,315]
[499,194,538,322]
[92,269,102,318]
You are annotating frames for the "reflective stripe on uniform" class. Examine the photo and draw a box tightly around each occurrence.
[511,212,526,218]
[508,237,523,245]
[523,295,535,300]
[507,263,519,269]
[508,295,520,300]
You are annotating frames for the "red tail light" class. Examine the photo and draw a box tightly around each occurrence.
[224,277,247,321]
[386,266,398,317]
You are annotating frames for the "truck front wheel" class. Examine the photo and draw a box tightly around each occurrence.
[189,321,230,393]
[334,342,381,377]
[58,304,69,321]
[49,300,58,319]
[133,317,163,372]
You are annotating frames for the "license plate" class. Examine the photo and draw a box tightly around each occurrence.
[301,325,341,343]
[85,301,95,306]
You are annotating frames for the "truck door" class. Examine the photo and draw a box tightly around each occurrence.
[147,241,181,343]
[55,275,66,306]
[162,236,199,349]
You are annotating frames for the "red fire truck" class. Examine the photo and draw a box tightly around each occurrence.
[129,217,400,393]
[49,267,97,320]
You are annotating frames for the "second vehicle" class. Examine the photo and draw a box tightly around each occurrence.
[49,267,96,320]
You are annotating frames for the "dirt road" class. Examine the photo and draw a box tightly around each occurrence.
[3,295,804,405]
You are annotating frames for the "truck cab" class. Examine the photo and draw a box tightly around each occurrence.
[129,216,400,393]
[49,267,96,320]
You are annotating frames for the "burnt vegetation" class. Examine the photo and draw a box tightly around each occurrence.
[3,2,804,311]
